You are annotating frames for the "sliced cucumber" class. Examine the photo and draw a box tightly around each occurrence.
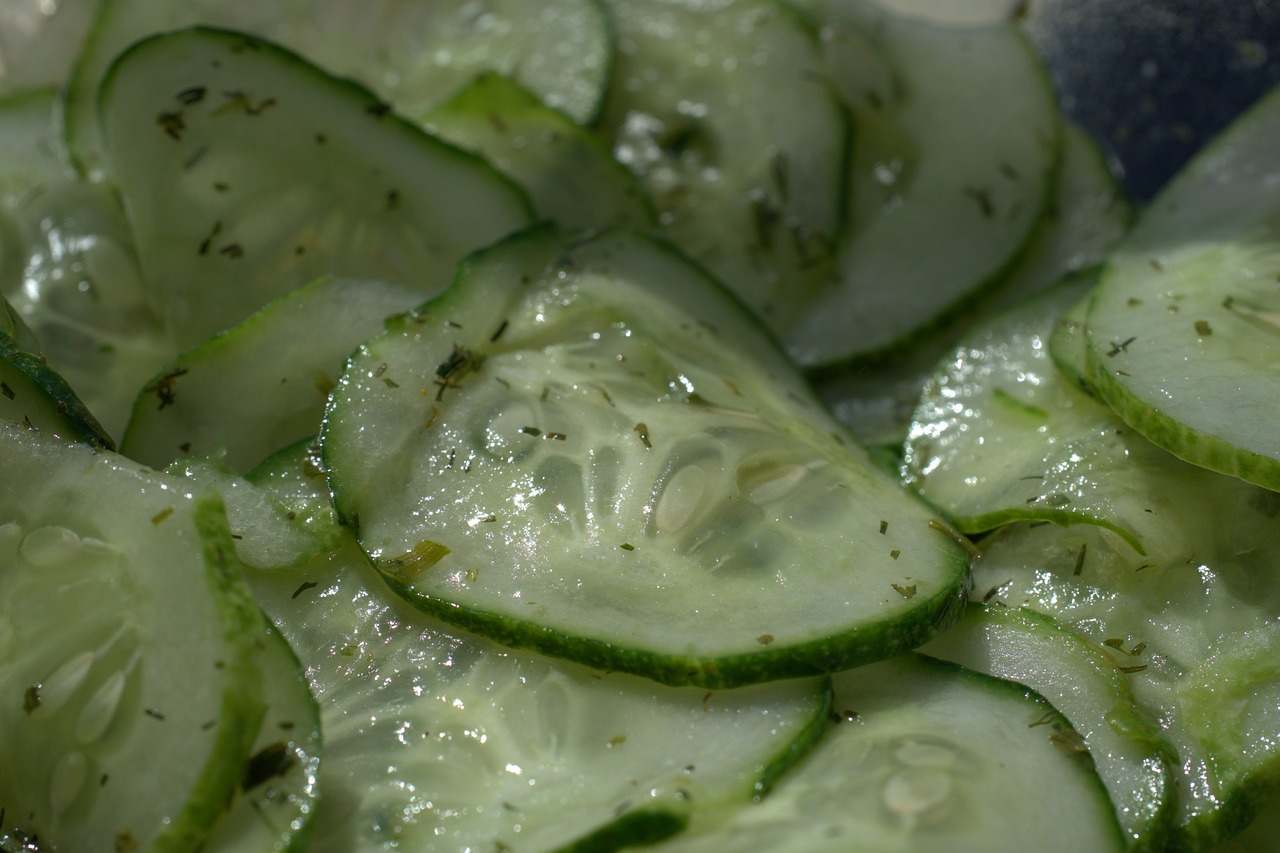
[245,436,345,560]
[922,604,1178,850]
[248,540,831,853]
[0,423,265,852]
[787,0,1061,370]
[0,1,97,93]
[425,71,656,230]
[66,0,612,180]
[651,654,1125,852]
[1083,84,1280,491]
[1,327,114,448]
[976,515,1280,849]
[323,223,971,688]
[99,26,533,349]
[122,275,419,472]
[597,0,848,332]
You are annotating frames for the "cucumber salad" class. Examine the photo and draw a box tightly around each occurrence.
[2,1,1279,851]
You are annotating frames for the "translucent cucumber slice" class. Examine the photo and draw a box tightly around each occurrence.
[1,327,114,448]
[245,436,344,557]
[597,0,848,332]
[0,423,265,852]
[425,71,655,230]
[922,604,1178,850]
[323,224,971,688]
[975,513,1280,849]
[0,1,98,93]
[121,275,419,472]
[248,541,831,853]
[821,122,1130,447]
[98,26,533,349]
[1083,84,1280,491]
[651,654,1125,852]
[787,1,1060,370]
[67,0,612,180]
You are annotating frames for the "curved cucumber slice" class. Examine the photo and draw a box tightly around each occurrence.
[597,0,847,332]
[1,327,114,448]
[922,604,1178,850]
[248,542,831,853]
[787,1,1060,370]
[122,275,420,472]
[425,71,656,231]
[652,654,1125,852]
[0,424,265,852]
[99,26,533,348]
[323,224,971,688]
[246,436,344,558]
[1083,84,1280,491]
[975,514,1280,849]
[67,0,612,180]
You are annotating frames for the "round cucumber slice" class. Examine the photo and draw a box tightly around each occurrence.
[323,223,971,688]
[66,0,612,181]
[651,654,1126,852]
[248,541,831,853]
[0,424,266,852]
[98,26,533,349]
[1,327,114,449]
[1083,84,1280,491]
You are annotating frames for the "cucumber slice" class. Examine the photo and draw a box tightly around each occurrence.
[66,0,612,180]
[99,26,533,349]
[0,1,97,93]
[248,541,831,853]
[976,514,1280,849]
[922,604,1178,849]
[245,436,344,557]
[651,654,1125,852]
[0,423,265,852]
[1083,84,1280,491]
[425,72,656,230]
[597,0,848,332]
[122,275,420,472]
[787,1,1061,370]
[323,223,971,688]
[1,327,114,448]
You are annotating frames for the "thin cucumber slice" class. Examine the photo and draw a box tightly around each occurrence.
[202,621,322,853]
[597,0,848,332]
[0,423,265,852]
[99,26,533,349]
[248,541,831,853]
[1,327,114,448]
[122,275,420,472]
[66,0,612,180]
[246,436,344,556]
[975,515,1280,849]
[0,87,70,205]
[1049,285,1094,385]
[820,121,1130,447]
[651,654,1125,852]
[323,224,971,688]
[1083,84,1280,491]
[787,0,1060,370]
[922,604,1178,850]
[425,72,656,230]
[0,1,98,93]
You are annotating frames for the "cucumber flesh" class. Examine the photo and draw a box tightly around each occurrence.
[66,0,612,180]
[1083,84,1280,491]
[323,223,971,688]
[1,327,114,448]
[245,436,345,559]
[787,1,1060,369]
[651,654,1125,852]
[0,424,266,852]
[248,540,831,853]
[922,604,1178,849]
[99,26,533,349]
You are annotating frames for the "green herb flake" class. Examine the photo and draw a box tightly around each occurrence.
[382,539,452,580]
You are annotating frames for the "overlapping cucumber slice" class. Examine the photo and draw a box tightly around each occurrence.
[650,654,1125,852]
[67,0,612,180]
[1,326,114,448]
[98,25,533,349]
[248,540,831,853]
[0,423,306,851]
[323,223,971,688]
[1082,84,1280,491]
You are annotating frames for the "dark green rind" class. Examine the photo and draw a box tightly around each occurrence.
[0,328,115,449]
[381,564,968,690]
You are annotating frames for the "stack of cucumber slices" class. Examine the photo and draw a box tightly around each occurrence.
[1,0,1277,850]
